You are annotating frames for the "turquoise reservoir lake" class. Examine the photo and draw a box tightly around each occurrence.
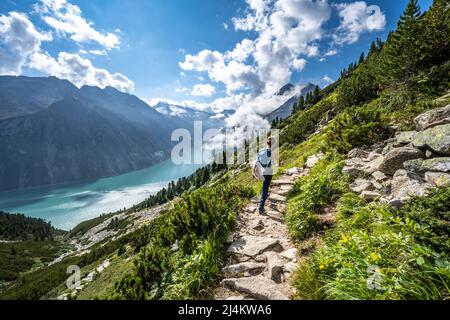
[0,160,202,231]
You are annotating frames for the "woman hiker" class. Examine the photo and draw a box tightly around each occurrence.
[258,137,273,215]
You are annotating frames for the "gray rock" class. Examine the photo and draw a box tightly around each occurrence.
[390,170,434,205]
[414,104,450,131]
[280,248,297,261]
[350,178,373,193]
[412,124,450,156]
[266,252,285,283]
[404,157,450,173]
[250,219,265,231]
[222,276,289,300]
[228,236,283,257]
[425,172,450,187]
[305,154,324,168]
[361,191,382,201]
[372,171,387,181]
[395,131,417,145]
[222,262,266,277]
[379,147,425,175]
[272,179,294,186]
[283,262,297,274]
[342,166,362,178]
[348,148,369,159]
[371,180,383,190]
[269,194,286,203]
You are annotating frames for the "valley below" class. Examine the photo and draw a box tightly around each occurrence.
[0,159,202,230]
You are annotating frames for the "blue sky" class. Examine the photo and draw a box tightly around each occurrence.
[0,0,433,114]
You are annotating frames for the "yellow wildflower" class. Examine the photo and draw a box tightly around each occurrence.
[339,235,349,244]
[319,264,326,270]
[370,253,381,262]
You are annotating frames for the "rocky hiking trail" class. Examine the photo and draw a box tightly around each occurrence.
[214,160,321,300]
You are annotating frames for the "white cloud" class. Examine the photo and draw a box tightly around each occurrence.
[334,1,386,45]
[323,74,333,83]
[37,0,120,50]
[223,22,229,30]
[0,12,52,75]
[0,6,133,92]
[191,84,216,97]
[291,58,306,71]
[29,51,134,92]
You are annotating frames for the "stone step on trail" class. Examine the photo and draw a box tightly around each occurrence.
[227,235,283,258]
[268,193,286,203]
[222,276,290,300]
[222,262,266,277]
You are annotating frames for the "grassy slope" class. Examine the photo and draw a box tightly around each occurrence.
[280,92,450,300]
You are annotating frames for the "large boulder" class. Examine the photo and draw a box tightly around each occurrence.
[414,104,450,131]
[227,236,283,257]
[389,170,433,207]
[404,157,450,173]
[412,124,450,156]
[379,147,425,175]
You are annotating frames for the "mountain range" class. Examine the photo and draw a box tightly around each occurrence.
[0,76,188,192]
[265,83,317,122]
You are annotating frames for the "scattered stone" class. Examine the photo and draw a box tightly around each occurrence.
[285,167,301,176]
[404,157,450,173]
[414,104,450,131]
[379,147,424,175]
[255,255,267,263]
[348,148,369,159]
[227,236,283,257]
[280,248,297,261]
[412,124,450,156]
[222,276,289,300]
[305,154,324,168]
[425,172,450,187]
[342,165,363,178]
[372,171,387,181]
[250,219,265,231]
[371,180,383,190]
[222,262,266,277]
[350,178,373,193]
[395,131,417,145]
[266,252,285,283]
[361,191,382,201]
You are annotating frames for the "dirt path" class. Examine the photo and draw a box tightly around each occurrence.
[214,166,311,300]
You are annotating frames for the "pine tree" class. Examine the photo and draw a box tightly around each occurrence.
[298,95,305,110]
[292,102,298,114]
[417,0,450,68]
[312,85,320,103]
[384,0,422,86]
[358,52,365,65]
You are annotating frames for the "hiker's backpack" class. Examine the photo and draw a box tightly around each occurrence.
[251,160,265,181]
